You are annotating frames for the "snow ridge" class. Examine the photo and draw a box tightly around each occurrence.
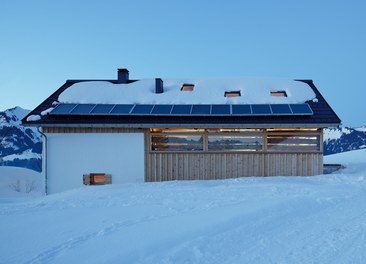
[323,126,366,155]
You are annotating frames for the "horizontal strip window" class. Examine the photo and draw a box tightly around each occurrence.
[152,128,263,133]
[208,135,263,151]
[151,135,203,151]
[150,128,322,153]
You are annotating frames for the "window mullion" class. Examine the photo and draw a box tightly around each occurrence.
[263,130,268,151]
[203,131,208,151]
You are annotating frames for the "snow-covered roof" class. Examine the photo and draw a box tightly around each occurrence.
[21,71,341,128]
[58,78,316,105]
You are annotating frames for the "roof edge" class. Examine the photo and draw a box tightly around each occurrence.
[23,123,340,129]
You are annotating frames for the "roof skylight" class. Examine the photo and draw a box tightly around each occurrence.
[224,91,241,97]
[181,84,195,91]
[271,91,287,97]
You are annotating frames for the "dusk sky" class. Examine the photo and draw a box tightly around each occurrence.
[1,0,365,126]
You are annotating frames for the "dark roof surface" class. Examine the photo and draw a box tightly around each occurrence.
[22,79,341,128]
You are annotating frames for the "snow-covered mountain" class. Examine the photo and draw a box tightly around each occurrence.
[324,126,366,155]
[0,107,42,172]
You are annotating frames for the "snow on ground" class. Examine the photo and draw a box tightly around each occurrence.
[0,166,42,200]
[1,151,366,264]
[324,148,366,164]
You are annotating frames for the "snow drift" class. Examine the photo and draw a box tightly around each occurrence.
[0,149,366,263]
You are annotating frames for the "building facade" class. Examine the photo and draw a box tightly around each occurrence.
[23,69,341,194]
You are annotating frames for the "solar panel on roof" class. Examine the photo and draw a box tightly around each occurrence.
[191,105,211,115]
[110,104,134,114]
[252,104,272,115]
[50,104,77,114]
[232,105,251,115]
[70,104,96,114]
[211,104,231,115]
[151,105,173,115]
[270,104,292,115]
[290,104,313,115]
[171,105,192,115]
[49,103,313,117]
[90,104,115,114]
[131,104,154,114]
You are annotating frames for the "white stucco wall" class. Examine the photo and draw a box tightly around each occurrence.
[46,133,144,194]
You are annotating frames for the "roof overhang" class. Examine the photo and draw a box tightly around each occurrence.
[24,122,340,129]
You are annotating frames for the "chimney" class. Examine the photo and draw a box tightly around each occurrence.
[117,68,129,83]
[155,78,163,94]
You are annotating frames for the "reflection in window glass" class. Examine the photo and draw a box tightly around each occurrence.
[208,135,263,151]
[267,135,320,151]
[151,135,203,151]
[151,128,205,133]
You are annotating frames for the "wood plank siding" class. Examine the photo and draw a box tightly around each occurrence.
[145,152,323,181]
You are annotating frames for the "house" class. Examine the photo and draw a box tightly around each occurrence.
[22,69,341,194]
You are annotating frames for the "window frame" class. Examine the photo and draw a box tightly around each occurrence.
[83,173,112,185]
[151,133,204,152]
[207,133,264,152]
[149,128,322,153]
[266,129,322,152]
